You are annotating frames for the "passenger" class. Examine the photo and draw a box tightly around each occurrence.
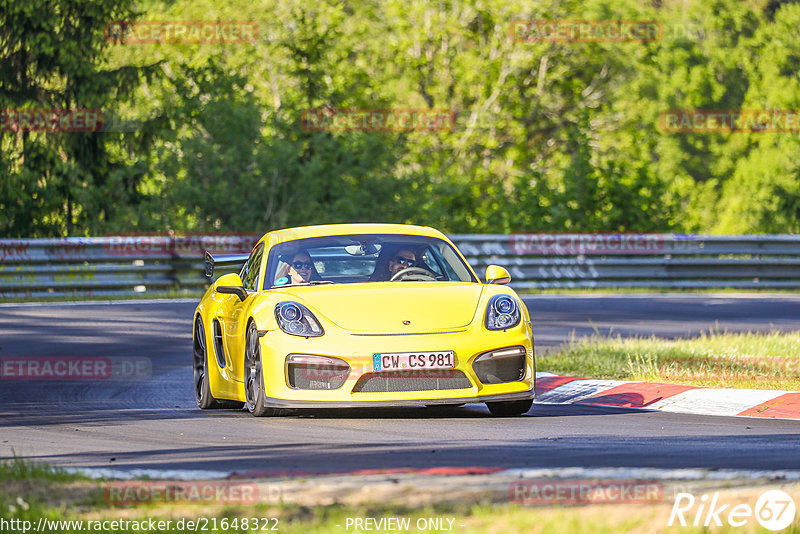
[275,250,320,285]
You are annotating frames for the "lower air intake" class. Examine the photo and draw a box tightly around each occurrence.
[352,370,472,393]
[288,363,349,390]
[472,346,527,384]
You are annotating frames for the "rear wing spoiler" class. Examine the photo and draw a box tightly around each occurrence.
[204,251,249,278]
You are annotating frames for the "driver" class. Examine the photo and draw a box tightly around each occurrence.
[388,248,417,278]
[369,246,418,281]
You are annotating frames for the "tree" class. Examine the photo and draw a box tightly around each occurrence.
[0,0,163,236]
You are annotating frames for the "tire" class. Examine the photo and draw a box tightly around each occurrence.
[244,321,284,417]
[194,316,244,410]
[486,399,533,417]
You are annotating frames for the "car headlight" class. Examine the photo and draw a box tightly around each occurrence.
[485,295,521,330]
[275,301,324,337]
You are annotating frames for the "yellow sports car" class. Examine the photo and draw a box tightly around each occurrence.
[193,223,535,416]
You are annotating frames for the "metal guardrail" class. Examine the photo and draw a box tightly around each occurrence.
[1,234,799,297]
[0,235,258,298]
[450,234,800,289]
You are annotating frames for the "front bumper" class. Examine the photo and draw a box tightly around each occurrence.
[258,390,534,409]
[249,320,535,408]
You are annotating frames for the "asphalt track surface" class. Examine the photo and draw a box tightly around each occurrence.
[2,295,800,475]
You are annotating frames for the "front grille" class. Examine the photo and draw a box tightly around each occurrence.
[352,370,472,393]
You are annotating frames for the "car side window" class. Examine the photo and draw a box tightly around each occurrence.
[421,248,444,279]
[241,243,264,291]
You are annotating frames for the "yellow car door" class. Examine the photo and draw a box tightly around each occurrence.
[220,242,264,384]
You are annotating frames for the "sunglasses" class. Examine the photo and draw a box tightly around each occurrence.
[292,261,313,270]
[393,256,416,267]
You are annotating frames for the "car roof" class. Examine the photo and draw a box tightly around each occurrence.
[259,223,446,246]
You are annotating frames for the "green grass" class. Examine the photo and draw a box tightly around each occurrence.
[3,487,798,533]
[0,456,85,483]
[1,458,799,533]
[541,330,800,390]
[0,288,203,304]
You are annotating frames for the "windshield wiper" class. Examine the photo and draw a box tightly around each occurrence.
[272,280,335,288]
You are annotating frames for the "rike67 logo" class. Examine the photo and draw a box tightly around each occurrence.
[669,490,796,531]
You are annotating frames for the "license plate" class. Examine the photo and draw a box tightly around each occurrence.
[373,351,455,371]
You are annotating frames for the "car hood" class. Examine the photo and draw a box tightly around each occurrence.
[285,282,485,334]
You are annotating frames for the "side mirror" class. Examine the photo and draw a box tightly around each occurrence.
[485,265,511,285]
[215,273,248,301]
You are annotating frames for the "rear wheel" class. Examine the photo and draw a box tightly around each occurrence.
[244,322,284,417]
[486,399,533,417]
[193,316,244,410]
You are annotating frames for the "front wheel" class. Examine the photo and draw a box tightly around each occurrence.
[486,399,533,417]
[244,322,284,417]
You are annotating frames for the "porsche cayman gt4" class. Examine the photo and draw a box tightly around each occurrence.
[193,223,535,416]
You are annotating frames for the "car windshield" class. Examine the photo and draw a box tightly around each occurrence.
[265,234,477,287]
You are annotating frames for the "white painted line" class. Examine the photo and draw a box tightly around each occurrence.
[648,388,789,417]
[65,467,233,480]
[497,466,800,481]
[0,298,199,308]
[521,294,800,300]
[534,379,628,404]
[66,465,800,483]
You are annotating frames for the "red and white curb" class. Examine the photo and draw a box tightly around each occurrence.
[534,372,800,420]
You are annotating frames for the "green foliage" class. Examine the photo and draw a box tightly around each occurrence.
[0,0,165,237]
[2,0,800,236]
